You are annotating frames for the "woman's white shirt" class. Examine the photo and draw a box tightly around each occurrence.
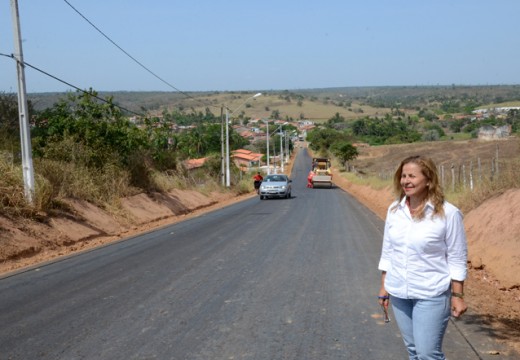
[378,198,468,299]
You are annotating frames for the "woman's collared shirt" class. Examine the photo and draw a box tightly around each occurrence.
[378,198,468,299]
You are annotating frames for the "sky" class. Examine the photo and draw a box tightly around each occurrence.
[1,0,519,93]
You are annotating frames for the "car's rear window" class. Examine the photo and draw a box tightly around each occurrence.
[266,176,286,182]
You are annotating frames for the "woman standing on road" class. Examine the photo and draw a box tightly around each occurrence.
[378,155,468,360]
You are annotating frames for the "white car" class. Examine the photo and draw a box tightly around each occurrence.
[259,174,292,200]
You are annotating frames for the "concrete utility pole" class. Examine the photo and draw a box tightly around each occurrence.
[279,127,284,173]
[285,130,289,162]
[225,93,262,186]
[265,119,270,175]
[11,0,35,204]
[225,108,231,187]
[220,107,225,186]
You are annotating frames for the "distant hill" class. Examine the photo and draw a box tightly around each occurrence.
[26,85,520,122]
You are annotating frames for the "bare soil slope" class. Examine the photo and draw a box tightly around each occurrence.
[0,190,254,274]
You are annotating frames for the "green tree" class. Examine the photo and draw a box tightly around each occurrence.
[423,123,445,138]
[506,109,520,132]
[33,90,149,169]
[306,128,352,155]
[0,92,35,150]
[351,116,421,145]
[330,142,358,169]
[422,130,440,141]
[327,112,345,125]
[449,118,466,133]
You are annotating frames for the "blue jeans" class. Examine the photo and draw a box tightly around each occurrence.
[391,290,451,360]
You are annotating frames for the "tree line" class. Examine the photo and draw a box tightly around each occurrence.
[0,90,258,213]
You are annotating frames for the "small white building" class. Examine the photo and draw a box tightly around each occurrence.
[478,125,512,140]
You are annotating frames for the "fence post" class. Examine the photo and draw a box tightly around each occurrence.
[451,164,455,192]
[469,160,474,191]
[495,143,499,179]
[462,164,466,190]
[478,157,482,184]
[441,165,445,189]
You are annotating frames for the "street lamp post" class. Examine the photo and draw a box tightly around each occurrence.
[225,92,262,187]
[265,124,286,175]
[264,119,270,175]
[280,127,284,173]
[285,130,289,164]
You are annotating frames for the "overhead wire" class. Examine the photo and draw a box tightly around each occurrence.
[62,0,220,111]
[1,52,145,116]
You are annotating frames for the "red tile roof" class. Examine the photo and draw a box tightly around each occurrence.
[183,157,207,170]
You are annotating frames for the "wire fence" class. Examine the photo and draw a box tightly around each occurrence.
[437,144,520,193]
[370,144,520,194]
[439,157,498,192]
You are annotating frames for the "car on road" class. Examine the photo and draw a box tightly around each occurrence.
[259,174,292,200]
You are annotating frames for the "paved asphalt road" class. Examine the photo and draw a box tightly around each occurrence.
[0,148,515,359]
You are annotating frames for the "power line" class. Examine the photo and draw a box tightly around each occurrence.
[62,0,218,110]
[1,52,145,116]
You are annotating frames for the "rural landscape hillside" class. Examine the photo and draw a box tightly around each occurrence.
[27,85,520,122]
[2,86,520,354]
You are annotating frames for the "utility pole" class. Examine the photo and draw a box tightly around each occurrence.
[225,108,231,187]
[272,128,276,174]
[265,120,270,174]
[224,93,261,187]
[280,127,284,173]
[285,130,289,162]
[220,107,225,186]
[11,0,35,204]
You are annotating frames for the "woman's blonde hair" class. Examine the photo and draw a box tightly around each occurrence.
[393,155,445,219]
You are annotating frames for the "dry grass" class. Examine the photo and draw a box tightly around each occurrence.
[169,92,393,122]
[0,153,239,221]
[0,157,29,216]
[35,159,138,205]
[234,178,253,195]
[478,100,520,108]
[455,158,520,214]
[152,169,223,197]
[0,157,139,217]
[351,137,519,177]
[345,137,520,213]
[150,170,188,192]
[340,170,392,191]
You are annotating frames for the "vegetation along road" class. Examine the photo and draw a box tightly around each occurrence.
[0,149,510,359]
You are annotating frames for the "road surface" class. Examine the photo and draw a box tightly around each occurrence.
[0,148,513,359]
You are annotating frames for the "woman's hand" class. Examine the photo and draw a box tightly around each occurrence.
[378,288,390,308]
[378,288,390,323]
[451,280,467,318]
[451,297,467,318]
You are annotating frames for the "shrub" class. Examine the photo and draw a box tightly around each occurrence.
[235,178,253,194]
[0,157,27,215]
